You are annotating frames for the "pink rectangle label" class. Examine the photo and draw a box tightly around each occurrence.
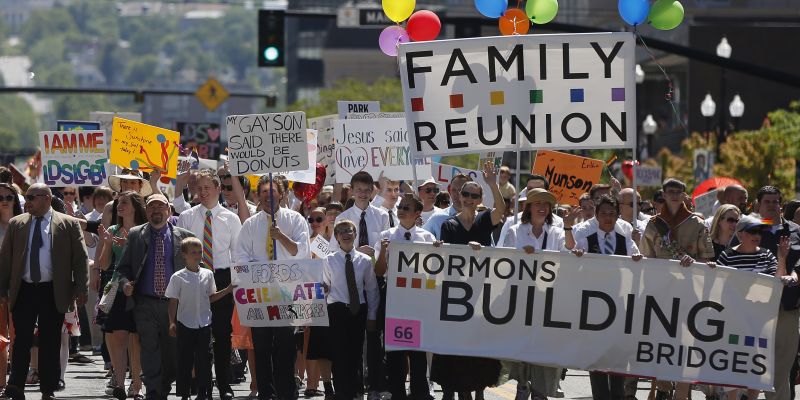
[385,318,421,348]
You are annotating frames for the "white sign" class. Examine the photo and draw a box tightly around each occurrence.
[89,111,141,176]
[309,114,338,185]
[337,101,381,119]
[346,112,405,120]
[310,235,330,258]
[334,118,432,184]
[232,259,329,327]
[226,112,309,175]
[39,130,108,187]
[386,243,780,390]
[398,33,636,157]
[694,189,719,218]
[634,166,662,187]
[274,129,317,184]
[430,162,494,208]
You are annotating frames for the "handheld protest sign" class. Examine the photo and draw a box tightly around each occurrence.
[39,130,108,187]
[110,117,180,178]
[226,112,309,176]
[531,150,604,205]
[398,33,636,157]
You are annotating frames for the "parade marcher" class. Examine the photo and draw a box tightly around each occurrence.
[708,204,741,261]
[423,173,471,240]
[117,194,196,400]
[704,185,749,227]
[176,169,242,400]
[377,176,401,228]
[417,178,441,225]
[235,175,310,400]
[0,183,89,400]
[375,194,436,400]
[617,188,649,236]
[0,183,22,393]
[331,171,389,256]
[434,192,451,209]
[498,165,516,200]
[103,170,154,228]
[323,220,380,400]
[784,200,800,225]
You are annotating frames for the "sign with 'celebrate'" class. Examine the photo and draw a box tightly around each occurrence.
[385,243,780,390]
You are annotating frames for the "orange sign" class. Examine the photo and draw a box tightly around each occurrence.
[531,150,604,206]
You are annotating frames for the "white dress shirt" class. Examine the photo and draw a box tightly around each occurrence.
[177,203,242,270]
[572,217,634,242]
[497,211,564,248]
[502,223,567,251]
[420,209,438,225]
[574,225,640,255]
[165,267,216,328]
[24,209,54,283]
[330,204,389,252]
[381,205,399,228]
[235,208,310,263]
[374,225,436,261]
[323,249,380,320]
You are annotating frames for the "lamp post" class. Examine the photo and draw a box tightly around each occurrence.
[729,94,745,131]
[700,93,716,144]
[635,64,645,159]
[716,36,732,152]
[642,114,657,157]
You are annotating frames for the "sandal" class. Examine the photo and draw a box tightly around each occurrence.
[25,369,38,385]
[128,383,143,398]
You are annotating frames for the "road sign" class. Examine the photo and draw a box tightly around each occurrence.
[195,78,229,111]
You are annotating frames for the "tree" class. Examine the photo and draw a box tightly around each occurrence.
[20,8,78,50]
[0,127,20,150]
[288,77,405,118]
[0,95,40,149]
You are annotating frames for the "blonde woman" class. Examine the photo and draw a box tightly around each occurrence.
[709,204,740,261]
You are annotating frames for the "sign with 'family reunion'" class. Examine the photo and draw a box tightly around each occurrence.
[398,33,636,157]
[334,118,432,183]
[532,150,604,206]
[110,118,180,178]
[227,112,309,176]
[233,259,329,327]
[39,130,108,186]
[385,243,780,390]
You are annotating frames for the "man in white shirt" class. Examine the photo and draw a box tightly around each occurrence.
[375,194,435,400]
[176,169,242,400]
[423,173,471,240]
[572,195,640,256]
[379,178,401,229]
[617,188,649,238]
[234,175,309,400]
[417,178,440,226]
[331,171,389,256]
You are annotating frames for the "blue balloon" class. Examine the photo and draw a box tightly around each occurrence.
[475,0,508,18]
[618,0,650,25]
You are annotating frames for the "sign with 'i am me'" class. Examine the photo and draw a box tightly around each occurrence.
[398,33,636,157]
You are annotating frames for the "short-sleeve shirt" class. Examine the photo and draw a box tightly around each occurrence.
[165,266,216,328]
[717,247,778,276]
[440,209,499,246]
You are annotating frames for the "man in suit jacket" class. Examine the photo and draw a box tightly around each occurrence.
[0,183,88,400]
[116,194,195,400]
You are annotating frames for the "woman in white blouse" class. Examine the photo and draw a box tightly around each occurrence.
[502,188,567,253]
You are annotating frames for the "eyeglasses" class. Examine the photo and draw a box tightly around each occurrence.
[724,217,740,224]
[222,184,234,191]
[0,195,14,202]
[308,216,324,224]
[335,228,355,235]
[25,194,48,201]
[421,187,440,194]
[460,191,481,200]
[398,205,413,211]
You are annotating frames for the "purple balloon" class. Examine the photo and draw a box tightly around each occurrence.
[379,25,410,56]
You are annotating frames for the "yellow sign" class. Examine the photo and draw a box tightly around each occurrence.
[110,117,180,178]
[195,78,229,111]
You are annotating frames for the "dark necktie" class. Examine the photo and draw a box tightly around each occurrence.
[345,253,360,315]
[154,231,167,296]
[30,216,43,283]
[358,211,369,247]
[404,231,411,241]
[388,210,395,228]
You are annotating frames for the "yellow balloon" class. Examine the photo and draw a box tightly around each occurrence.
[383,0,416,23]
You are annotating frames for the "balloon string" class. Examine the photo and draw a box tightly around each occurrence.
[634,26,690,138]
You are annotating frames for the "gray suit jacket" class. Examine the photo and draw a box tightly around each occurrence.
[116,222,195,301]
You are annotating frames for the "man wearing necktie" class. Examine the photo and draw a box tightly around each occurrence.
[323,220,380,400]
[0,184,88,400]
[330,171,389,256]
[234,175,310,400]
[117,194,195,400]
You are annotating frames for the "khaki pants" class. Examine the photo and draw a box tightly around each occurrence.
[765,308,800,400]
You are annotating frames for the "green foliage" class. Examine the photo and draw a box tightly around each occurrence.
[0,95,40,149]
[21,8,78,50]
[0,127,20,150]
[288,78,405,117]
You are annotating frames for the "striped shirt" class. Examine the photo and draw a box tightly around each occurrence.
[717,247,778,275]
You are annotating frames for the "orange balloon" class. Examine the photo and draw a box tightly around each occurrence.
[499,8,530,35]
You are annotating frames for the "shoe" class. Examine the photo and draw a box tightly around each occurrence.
[68,353,93,364]
[79,344,93,351]
[515,386,530,400]
[55,380,65,391]
[2,384,24,400]
[41,394,56,400]
[247,391,258,399]
[304,389,323,398]
[296,376,304,389]
[112,386,126,400]
[220,392,235,400]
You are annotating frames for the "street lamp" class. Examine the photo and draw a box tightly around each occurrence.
[716,37,732,59]
[700,93,716,143]
[715,36,731,152]
[635,64,645,84]
[729,94,745,131]
[642,114,657,156]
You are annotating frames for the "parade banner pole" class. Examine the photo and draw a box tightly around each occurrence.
[269,172,277,261]
[514,149,521,225]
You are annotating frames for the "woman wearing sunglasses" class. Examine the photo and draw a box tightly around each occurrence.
[432,161,506,400]
[0,183,22,393]
[709,204,741,261]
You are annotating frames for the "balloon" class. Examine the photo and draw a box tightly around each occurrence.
[525,0,558,24]
[648,0,684,30]
[618,0,650,26]
[293,164,327,207]
[406,10,441,42]
[499,8,530,35]
[378,25,410,56]
[382,0,415,23]
[475,0,508,18]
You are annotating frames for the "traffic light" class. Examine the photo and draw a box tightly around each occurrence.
[258,9,285,67]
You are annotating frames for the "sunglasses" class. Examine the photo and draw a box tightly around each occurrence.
[422,187,440,194]
[25,194,47,201]
[308,216,324,224]
[222,184,234,191]
[461,191,481,200]
[0,195,14,202]
[335,228,355,235]
[398,205,414,211]
[725,217,740,224]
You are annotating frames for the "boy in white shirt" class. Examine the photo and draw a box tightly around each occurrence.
[166,237,236,400]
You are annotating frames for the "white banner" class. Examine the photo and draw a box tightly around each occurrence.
[310,235,330,258]
[634,166,663,187]
[430,162,494,208]
[334,118,432,183]
[386,243,780,390]
[398,33,636,157]
[232,259,329,327]
[39,130,108,187]
[226,112,309,175]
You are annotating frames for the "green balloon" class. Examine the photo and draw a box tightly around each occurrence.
[648,0,684,30]
[525,0,558,24]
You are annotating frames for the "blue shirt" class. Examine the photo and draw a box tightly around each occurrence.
[422,206,458,240]
[138,224,175,297]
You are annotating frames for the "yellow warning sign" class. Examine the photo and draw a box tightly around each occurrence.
[195,78,229,111]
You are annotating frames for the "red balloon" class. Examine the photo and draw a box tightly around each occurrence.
[293,163,327,207]
[406,10,441,41]
[621,160,639,181]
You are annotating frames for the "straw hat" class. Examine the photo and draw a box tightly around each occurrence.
[108,169,153,197]
[524,188,556,207]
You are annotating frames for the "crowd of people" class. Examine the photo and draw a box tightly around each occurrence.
[0,160,798,400]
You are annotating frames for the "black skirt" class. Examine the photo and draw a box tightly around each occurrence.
[430,354,501,392]
[306,326,333,360]
[101,288,136,333]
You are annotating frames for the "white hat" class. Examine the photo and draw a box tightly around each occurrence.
[108,169,153,197]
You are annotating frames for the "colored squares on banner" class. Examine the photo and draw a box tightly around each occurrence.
[450,94,464,109]
[426,279,436,289]
[411,97,424,112]
[530,90,544,104]
[612,88,626,102]
[490,91,505,105]
[396,277,407,288]
[411,278,422,289]
[395,276,436,290]
[758,338,768,349]
[744,336,755,347]
[570,89,584,103]
[728,334,739,345]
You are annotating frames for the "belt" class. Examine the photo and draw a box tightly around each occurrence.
[22,280,53,287]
